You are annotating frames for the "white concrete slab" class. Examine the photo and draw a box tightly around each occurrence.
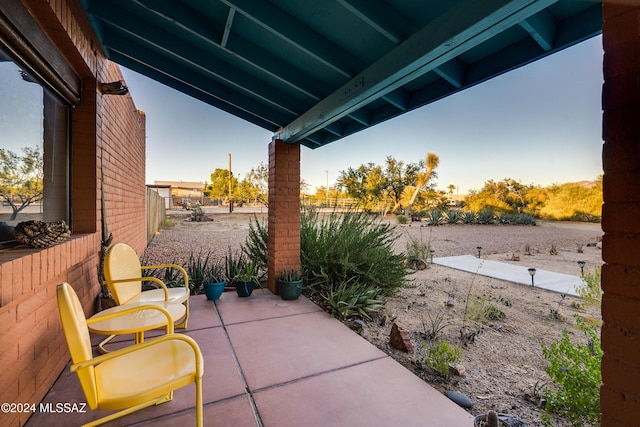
[433,255,584,296]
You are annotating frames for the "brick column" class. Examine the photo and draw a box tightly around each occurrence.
[267,139,301,294]
[601,1,640,425]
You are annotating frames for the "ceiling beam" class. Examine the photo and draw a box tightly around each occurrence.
[129,0,329,104]
[275,0,559,143]
[434,59,467,89]
[519,10,557,51]
[335,0,415,44]
[221,7,236,48]
[92,6,308,116]
[220,0,362,78]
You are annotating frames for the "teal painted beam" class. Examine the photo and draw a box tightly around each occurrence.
[220,0,361,78]
[519,10,557,51]
[132,0,327,103]
[434,59,467,89]
[221,7,236,48]
[274,0,559,143]
[335,0,416,44]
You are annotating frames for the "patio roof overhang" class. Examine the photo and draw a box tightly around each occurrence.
[80,0,602,149]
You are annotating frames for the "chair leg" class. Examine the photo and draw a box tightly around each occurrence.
[196,376,203,427]
[175,298,189,329]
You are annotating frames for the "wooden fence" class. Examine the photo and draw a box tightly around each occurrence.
[147,187,166,243]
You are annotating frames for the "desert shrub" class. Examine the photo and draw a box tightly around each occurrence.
[477,208,495,224]
[405,233,431,261]
[462,211,476,224]
[445,210,462,224]
[466,295,506,322]
[425,341,462,377]
[185,250,211,294]
[243,215,268,279]
[426,209,444,226]
[301,208,408,297]
[514,213,537,225]
[421,309,450,341]
[321,280,384,320]
[577,266,602,306]
[497,211,513,224]
[541,317,601,426]
[396,214,409,224]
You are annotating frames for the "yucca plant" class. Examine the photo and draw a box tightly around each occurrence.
[321,280,384,320]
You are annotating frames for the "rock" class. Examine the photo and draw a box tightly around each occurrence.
[389,322,414,353]
[450,364,466,376]
[446,390,473,408]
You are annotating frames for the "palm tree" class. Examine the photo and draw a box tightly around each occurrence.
[404,152,440,215]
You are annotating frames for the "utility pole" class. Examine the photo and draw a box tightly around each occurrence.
[228,153,233,213]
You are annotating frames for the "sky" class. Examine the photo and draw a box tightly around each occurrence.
[122,35,603,195]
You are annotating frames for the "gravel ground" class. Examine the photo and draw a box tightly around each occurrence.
[144,211,603,427]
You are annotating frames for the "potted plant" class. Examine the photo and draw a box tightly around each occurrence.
[226,249,259,297]
[278,266,303,300]
[203,258,226,301]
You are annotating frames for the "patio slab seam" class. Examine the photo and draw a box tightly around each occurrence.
[250,355,390,394]
[214,300,264,427]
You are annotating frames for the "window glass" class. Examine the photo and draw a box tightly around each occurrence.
[0,44,69,247]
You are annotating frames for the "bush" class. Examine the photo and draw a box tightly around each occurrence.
[243,216,268,280]
[577,266,602,306]
[462,211,476,224]
[477,208,495,224]
[321,280,384,320]
[426,209,444,226]
[425,341,462,377]
[301,208,408,297]
[541,317,602,426]
[445,210,462,224]
[396,214,409,224]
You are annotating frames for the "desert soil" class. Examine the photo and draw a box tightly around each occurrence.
[144,210,603,427]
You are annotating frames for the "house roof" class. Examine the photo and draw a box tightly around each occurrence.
[154,180,205,190]
[80,0,601,150]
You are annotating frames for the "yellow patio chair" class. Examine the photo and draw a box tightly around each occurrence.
[104,243,190,329]
[56,283,203,427]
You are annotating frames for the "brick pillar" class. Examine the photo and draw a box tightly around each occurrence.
[267,139,301,294]
[601,1,640,425]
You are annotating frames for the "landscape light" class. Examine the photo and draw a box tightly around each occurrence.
[428,249,435,264]
[577,260,586,276]
[528,268,536,287]
[476,246,482,258]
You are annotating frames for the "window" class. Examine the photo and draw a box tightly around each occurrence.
[0,44,69,247]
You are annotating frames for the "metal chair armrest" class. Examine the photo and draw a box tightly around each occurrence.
[141,264,189,289]
[103,276,169,300]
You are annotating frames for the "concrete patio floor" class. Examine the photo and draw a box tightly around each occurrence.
[27,291,474,426]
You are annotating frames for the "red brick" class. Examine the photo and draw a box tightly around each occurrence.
[600,385,640,426]
[602,264,640,299]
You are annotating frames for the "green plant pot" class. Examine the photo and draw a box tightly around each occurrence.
[204,281,226,300]
[278,279,303,300]
[234,281,254,297]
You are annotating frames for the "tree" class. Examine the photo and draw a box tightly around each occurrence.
[403,152,439,215]
[0,146,43,220]
[241,162,269,205]
[207,168,237,201]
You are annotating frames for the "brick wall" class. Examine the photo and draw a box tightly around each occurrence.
[0,1,147,426]
[267,139,301,293]
[601,1,640,425]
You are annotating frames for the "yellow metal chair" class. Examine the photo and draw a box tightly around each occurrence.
[56,283,203,427]
[104,243,190,329]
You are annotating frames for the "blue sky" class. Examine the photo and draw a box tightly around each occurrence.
[123,35,603,195]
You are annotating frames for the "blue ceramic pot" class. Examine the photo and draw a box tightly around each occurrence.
[204,281,225,300]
